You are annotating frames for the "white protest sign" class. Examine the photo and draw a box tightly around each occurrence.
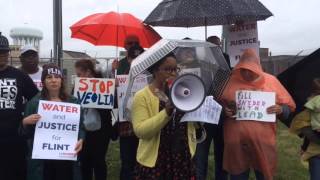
[116,74,148,122]
[226,22,259,67]
[73,78,115,109]
[181,96,222,124]
[32,100,81,161]
[236,90,276,122]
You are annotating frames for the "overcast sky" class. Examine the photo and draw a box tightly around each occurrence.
[0,0,319,57]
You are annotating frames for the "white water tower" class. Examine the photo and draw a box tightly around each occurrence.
[10,27,43,52]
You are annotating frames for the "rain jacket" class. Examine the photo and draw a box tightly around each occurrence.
[305,95,320,130]
[22,93,85,180]
[290,109,320,162]
[220,49,296,180]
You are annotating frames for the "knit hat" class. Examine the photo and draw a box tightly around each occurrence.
[0,32,10,52]
[41,63,63,82]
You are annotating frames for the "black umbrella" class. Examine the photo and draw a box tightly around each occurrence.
[144,0,272,38]
[278,48,320,126]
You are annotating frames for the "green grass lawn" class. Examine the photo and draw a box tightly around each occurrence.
[105,123,309,180]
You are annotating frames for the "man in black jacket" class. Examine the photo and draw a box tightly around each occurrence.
[0,33,38,180]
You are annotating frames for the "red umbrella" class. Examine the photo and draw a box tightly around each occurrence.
[70,11,161,48]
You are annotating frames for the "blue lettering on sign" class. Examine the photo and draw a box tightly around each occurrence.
[77,91,114,106]
[84,92,92,104]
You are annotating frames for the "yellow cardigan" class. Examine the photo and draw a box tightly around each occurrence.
[131,86,197,167]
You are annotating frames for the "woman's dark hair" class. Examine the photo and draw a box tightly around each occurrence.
[41,63,69,101]
[311,78,320,96]
[147,52,176,75]
[75,59,101,78]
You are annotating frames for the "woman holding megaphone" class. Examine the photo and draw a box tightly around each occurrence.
[131,52,197,179]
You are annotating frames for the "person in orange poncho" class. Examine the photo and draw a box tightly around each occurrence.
[220,49,296,180]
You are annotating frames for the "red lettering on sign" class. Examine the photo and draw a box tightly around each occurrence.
[79,78,88,91]
[90,79,99,92]
[41,103,78,113]
[106,81,114,94]
[100,81,106,93]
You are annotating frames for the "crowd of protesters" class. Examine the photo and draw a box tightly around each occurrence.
[0,31,319,180]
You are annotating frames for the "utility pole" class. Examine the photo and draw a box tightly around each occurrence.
[53,0,63,68]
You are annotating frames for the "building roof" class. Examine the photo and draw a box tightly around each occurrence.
[268,55,305,62]
[10,27,43,39]
[63,50,91,59]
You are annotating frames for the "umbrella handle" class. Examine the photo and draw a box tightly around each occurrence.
[114,69,117,78]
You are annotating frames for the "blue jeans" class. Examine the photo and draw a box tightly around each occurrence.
[120,135,138,180]
[230,170,264,180]
[194,123,228,180]
[309,156,320,180]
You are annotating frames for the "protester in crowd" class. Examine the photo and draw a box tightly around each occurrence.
[290,78,320,180]
[22,63,85,180]
[112,35,140,75]
[132,52,197,179]
[207,35,231,69]
[194,35,230,180]
[74,59,114,180]
[19,45,43,90]
[0,33,38,180]
[111,35,143,180]
[220,49,295,180]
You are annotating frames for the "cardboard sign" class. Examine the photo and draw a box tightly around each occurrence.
[74,78,115,109]
[226,22,260,67]
[116,74,148,122]
[236,90,276,122]
[181,96,222,124]
[32,100,81,161]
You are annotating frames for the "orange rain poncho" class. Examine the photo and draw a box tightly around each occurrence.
[220,49,296,179]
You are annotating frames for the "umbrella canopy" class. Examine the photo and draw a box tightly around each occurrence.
[278,48,320,126]
[70,11,161,48]
[144,0,272,27]
[123,39,231,119]
[128,39,231,97]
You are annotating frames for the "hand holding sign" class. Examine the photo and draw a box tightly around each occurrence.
[74,139,83,155]
[266,104,283,115]
[23,114,41,126]
[224,101,237,118]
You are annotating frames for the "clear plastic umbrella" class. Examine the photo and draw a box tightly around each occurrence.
[123,39,231,119]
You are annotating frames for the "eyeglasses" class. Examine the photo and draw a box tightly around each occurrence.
[158,67,181,73]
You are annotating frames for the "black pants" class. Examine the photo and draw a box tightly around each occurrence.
[120,135,138,180]
[195,123,228,180]
[81,128,110,180]
[0,137,27,180]
[43,160,74,180]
